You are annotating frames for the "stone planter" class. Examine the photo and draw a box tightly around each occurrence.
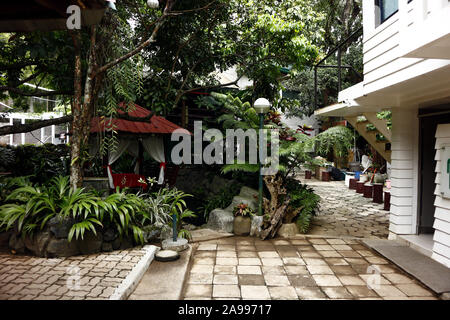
[233,216,252,236]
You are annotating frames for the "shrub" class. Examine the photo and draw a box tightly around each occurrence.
[233,203,255,217]
[200,184,241,222]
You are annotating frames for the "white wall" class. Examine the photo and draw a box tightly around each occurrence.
[432,124,450,267]
[389,108,419,236]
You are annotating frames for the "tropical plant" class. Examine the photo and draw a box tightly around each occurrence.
[233,203,255,217]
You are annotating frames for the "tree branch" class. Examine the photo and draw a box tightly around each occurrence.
[0,115,73,136]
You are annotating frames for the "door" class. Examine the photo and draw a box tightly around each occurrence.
[419,111,450,234]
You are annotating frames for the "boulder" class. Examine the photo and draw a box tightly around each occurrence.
[250,216,263,237]
[48,217,74,239]
[8,233,25,254]
[102,242,113,252]
[239,186,259,199]
[205,208,234,233]
[277,223,299,238]
[119,237,134,250]
[0,232,12,249]
[228,196,258,211]
[46,238,80,257]
[24,232,51,257]
[78,232,103,255]
[103,228,118,242]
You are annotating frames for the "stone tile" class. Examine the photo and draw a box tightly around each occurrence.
[282,257,305,266]
[319,251,342,258]
[191,265,214,274]
[237,245,256,251]
[290,240,310,245]
[238,274,265,286]
[356,250,375,257]
[213,275,238,285]
[237,251,258,258]
[359,274,391,286]
[300,252,322,258]
[306,265,334,275]
[284,266,308,275]
[197,244,217,251]
[261,258,283,266]
[365,256,389,264]
[237,266,262,275]
[217,244,236,251]
[238,258,261,266]
[288,275,317,287]
[325,258,348,266]
[264,274,290,286]
[345,258,367,265]
[312,275,342,287]
[322,287,353,299]
[337,275,366,286]
[373,285,406,297]
[396,284,433,297]
[339,251,361,258]
[214,265,236,275]
[308,239,328,245]
[313,245,334,251]
[215,257,238,266]
[330,266,356,275]
[346,286,379,298]
[295,287,326,300]
[187,273,213,284]
[272,240,290,245]
[304,258,328,266]
[325,239,346,245]
[193,257,215,265]
[261,266,286,275]
[383,273,414,284]
[216,251,236,258]
[268,286,298,300]
[212,285,240,298]
[331,245,352,251]
[241,285,270,300]
[194,251,216,258]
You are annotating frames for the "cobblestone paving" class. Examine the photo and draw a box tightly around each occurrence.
[304,179,389,239]
[182,237,437,300]
[0,247,147,300]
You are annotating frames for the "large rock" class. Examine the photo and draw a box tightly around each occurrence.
[103,227,118,242]
[46,238,80,257]
[205,208,235,233]
[24,232,51,257]
[78,232,103,255]
[8,233,25,254]
[48,217,74,239]
[0,232,12,249]
[277,223,299,238]
[250,216,263,237]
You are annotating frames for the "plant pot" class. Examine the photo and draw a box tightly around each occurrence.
[359,174,368,183]
[233,216,252,236]
[305,170,312,179]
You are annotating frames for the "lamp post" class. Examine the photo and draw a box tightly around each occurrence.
[147,0,160,8]
[254,98,271,216]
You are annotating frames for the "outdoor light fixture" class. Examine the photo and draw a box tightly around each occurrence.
[254,98,271,114]
[147,0,159,8]
[254,98,271,216]
[106,0,116,10]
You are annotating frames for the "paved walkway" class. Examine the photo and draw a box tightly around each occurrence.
[305,179,389,239]
[0,247,148,300]
[182,236,437,300]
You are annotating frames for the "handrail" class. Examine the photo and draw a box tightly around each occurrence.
[314,26,363,111]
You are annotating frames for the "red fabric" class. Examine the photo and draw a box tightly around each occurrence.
[160,162,166,169]
[89,103,191,135]
[112,173,148,190]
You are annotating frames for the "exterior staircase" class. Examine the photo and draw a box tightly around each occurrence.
[346,112,392,163]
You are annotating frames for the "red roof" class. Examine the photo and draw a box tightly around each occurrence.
[90,103,191,135]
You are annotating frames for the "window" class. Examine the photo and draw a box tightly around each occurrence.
[375,0,399,25]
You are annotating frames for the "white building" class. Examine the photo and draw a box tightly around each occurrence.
[315,0,450,267]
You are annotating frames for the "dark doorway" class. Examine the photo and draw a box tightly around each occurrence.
[419,108,450,234]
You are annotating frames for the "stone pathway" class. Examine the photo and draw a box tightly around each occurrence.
[182,236,437,300]
[304,179,389,239]
[0,247,148,300]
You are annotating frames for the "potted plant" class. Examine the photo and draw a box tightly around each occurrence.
[233,203,255,236]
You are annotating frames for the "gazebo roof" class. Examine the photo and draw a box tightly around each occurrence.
[90,103,191,135]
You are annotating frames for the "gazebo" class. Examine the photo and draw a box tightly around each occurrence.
[88,103,191,190]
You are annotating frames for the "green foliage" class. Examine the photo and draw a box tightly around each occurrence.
[285,179,320,234]
[233,203,255,217]
[199,184,241,222]
[313,126,353,159]
[0,144,70,184]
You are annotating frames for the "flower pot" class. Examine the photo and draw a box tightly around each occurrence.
[233,216,252,236]
[359,174,368,183]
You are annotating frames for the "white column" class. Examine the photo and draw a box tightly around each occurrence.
[40,127,45,145]
[9,117,13,145]
[389,108,419,237]
[21,118,25,145]
[415,0,428,22]
[363,0,376,36]
[51,125,55,144]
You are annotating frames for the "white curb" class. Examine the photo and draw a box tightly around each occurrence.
[109,245,160,300]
